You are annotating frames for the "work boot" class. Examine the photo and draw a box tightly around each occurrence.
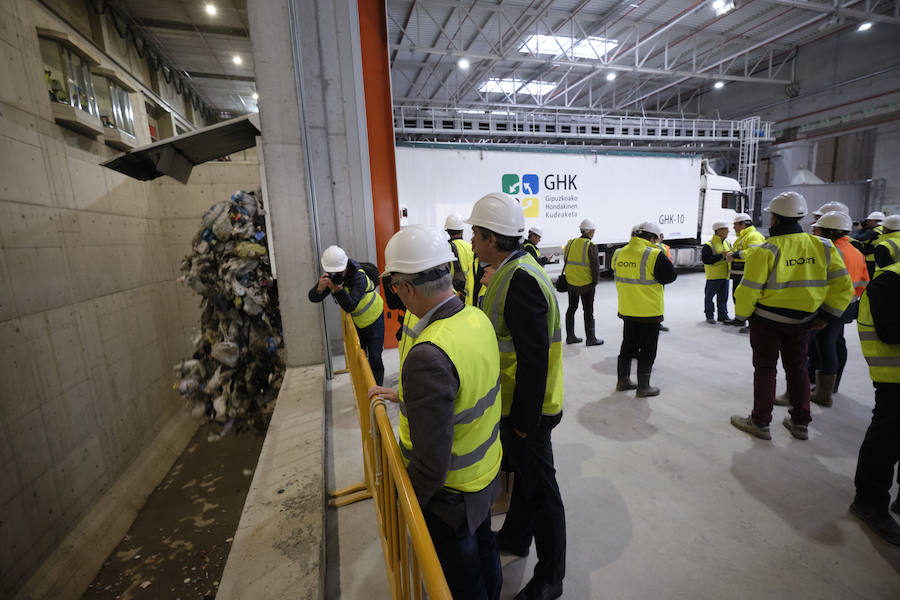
[705,318,716,325]
[850,500,900,546]
[658,324,670,332]
[810,371,836,407]
[774,390,790,406]
[730,415,771,440]
[565,313,580,344]
[635,371,659,397]
[566,335,583,344]
[585,325,603,346]
[616,356,637,391]
[491,471,513,515]
[782,415,809,440]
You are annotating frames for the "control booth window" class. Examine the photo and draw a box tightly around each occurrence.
[40,36,99,117]
[721,191,747,214]
[92,75,135,136]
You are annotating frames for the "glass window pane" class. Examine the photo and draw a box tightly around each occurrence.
[40,38,68,105]
[93,75,114,128]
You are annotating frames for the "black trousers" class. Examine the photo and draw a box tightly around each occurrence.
[357,314,385,386]
[619,319,660,372]
[498,416,566,585]
[854,382,900,511]
[424,509,502,600]
[566,285,595,337]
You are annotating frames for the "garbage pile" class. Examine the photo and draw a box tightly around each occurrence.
[175,190,284,434]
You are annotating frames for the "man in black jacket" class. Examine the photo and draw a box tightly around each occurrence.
[850,261,900,545]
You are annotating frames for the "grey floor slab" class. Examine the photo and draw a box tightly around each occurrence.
[329,271,900,600]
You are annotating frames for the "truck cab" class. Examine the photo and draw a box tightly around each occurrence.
[698,161,748,244]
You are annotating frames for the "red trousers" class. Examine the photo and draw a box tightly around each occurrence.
[749,317,813,426]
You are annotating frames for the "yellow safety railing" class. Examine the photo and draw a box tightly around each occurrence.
[332,312,451,600]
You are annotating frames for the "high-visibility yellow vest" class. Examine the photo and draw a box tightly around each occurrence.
[613,237,664,317]
[857,262,900,383]
[398,311,419,369]
[397,306,503,492]
[449,238,476,304]
[481,253,564,418]
[704,236,732,280]
[875,231,900,265]
[864,225,884,263]
[734,233,853,323]
[350,269,384,328]
[563,237,593,286]
[731,226,766,277]
[524,241,541,259]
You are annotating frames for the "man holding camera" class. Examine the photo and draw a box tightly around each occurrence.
[308,245,385,385]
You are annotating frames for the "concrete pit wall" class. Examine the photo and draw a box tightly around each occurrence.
[0,0,258,595]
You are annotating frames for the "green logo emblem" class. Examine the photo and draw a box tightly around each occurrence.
[502,174,520,195]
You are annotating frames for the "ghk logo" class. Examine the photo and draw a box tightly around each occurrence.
[785,257,816,266]
[502,174,540,217]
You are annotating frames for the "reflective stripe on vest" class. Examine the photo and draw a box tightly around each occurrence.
[613,237,664,317]
[481,253,564,418]
[350,269,384,328]
[397,306,503,492]
[876,232,900,265]
[704,236,732,280]
[856,262,900,383]
[564,237,593,286]
[450,239,476,305]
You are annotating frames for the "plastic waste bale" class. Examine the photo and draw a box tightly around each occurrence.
[174,190,285,435]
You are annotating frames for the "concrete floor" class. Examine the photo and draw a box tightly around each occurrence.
[326,271,900,599]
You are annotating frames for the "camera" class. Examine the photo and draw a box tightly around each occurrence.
[326,272,345,285]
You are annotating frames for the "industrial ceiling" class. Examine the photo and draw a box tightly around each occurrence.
[110,0,899,129]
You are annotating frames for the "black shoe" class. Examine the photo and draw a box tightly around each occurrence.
[705,318,716,324]
[513,578,563,600]
[496,535,530,557]
[739,326,750,334]
[891,496,900,516]
[585,337,604,346]
[565,335,583,344]
[850,500,900,546]
[717,316,730,323]
[725,319,744,326]
[658,324,670,332]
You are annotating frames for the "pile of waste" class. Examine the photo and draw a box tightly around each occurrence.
[175,190,284,435]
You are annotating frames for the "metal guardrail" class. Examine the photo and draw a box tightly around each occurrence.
[333,312,451,600]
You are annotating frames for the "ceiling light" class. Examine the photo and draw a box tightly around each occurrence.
[457,57,470,70]
[205,3,217,16]
[606,72,617,81]
[478,78,557,97]
[712,0,735,16]
[714,81,725,89]
[232,55,242,65]
[857,21,872,31]
[519,34,618,59]
[252,92,259,100]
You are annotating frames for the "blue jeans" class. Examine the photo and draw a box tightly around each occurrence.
[356,315,384,385]
[423,510,502,600]
[704,279,730,320]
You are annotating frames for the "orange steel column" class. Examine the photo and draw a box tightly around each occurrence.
[358,0,401,349]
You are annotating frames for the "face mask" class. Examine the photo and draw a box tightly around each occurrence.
[328,272,344,285]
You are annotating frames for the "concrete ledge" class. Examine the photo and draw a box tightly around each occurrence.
[218,365,326,600]
[15,411,199,600]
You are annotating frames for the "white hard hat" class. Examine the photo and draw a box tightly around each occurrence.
[866,211,885,221]
[444,214,464,230]
[883,214,900,231]
[382,225,456,276]
[733,212,752,224]
[321,245,349,272]
[632,221,662,237]
[815,211,852,232]
[764,191,808,218]
[712,221,730,231]
[528,225,543,237]
[816,201,850,216]
[465,192,526,238]
[580,218,597,231]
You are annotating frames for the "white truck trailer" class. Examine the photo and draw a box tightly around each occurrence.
[394,144,747,269]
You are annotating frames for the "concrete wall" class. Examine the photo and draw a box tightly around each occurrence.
[0,0,256,594]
